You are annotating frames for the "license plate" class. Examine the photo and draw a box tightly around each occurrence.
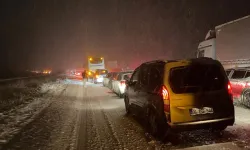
[189,107,214,116]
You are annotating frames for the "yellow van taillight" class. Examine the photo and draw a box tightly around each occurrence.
[162,85,170,112]
[162,85,169,100]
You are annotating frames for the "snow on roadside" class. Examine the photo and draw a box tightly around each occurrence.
[178,142,242,150]
[0,80,67,149]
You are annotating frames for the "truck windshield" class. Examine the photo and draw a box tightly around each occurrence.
[198,50,205,57]
[96,69,108,75]
[170,64,225,94]
[89,58,103,64]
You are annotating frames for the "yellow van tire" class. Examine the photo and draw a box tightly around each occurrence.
[124,95,130,114]
[147,108,167,140]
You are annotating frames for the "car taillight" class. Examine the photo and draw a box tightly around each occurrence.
[120,80,125,86]
[161,85,170,112]
[246,82,250,87]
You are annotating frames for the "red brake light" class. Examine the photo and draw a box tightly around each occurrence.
[161,85,170,113]
[162,85,169,100]
[120,80,125,86]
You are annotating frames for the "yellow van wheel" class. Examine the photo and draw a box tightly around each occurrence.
[124,95,130,114]
[147,108,168,140]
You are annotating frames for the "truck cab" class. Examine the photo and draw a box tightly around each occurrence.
[197,30,216,59]
[197,15,250,65]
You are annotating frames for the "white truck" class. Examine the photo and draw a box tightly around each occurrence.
[197,15,250,69]
[88,57,105,72]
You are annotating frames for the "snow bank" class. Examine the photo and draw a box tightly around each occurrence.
[179,142,242,150]
[0,79,67,148]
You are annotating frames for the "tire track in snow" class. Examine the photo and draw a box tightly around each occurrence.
[97,90,154,150]
[77,86,91,150]
[47,84,80,150]
[96,98,122,149]
[87,98,119,149]
[86,96,102,149]
[87,86,151,149]
[85,86,121,149]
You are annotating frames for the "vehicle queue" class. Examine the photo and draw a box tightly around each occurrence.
[70,56,250,140]
[100,57,238,140]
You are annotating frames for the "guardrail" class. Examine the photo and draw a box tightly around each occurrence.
[221,59,250,65]
[0,74,64,87]
[0,75,46,82]
[221,59,250,69]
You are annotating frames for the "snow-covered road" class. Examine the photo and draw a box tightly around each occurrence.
[1,79,250,150]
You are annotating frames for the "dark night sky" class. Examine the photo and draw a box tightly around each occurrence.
[1,0,250,71]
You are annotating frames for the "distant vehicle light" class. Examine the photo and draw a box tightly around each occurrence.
[120,80,126,86]
[42,69,52,74]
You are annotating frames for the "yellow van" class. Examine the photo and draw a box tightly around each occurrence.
[124,57,235,138]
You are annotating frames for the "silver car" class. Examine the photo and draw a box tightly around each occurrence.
[103,73,111,87]
[112,72,132,98]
